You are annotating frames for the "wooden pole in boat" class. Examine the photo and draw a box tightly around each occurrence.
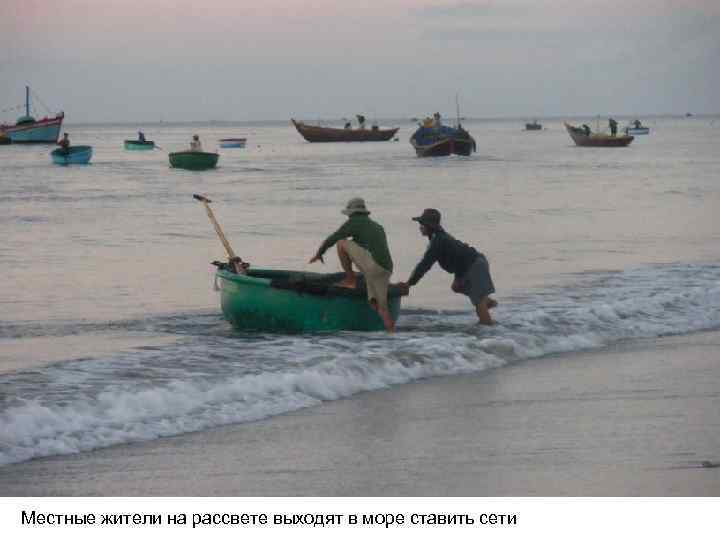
[455,93,461,127]
[193,194,245,273]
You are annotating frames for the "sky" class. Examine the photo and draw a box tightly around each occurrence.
[1,0,718,123]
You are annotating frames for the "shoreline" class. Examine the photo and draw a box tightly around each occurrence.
[1,330,719,496]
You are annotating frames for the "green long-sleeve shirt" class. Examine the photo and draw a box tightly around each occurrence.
[316,214,393,272]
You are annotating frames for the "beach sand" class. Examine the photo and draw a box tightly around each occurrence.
[1,331,719,496]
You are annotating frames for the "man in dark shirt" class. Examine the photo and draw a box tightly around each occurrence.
[398,208,497,325]
[609,117,618,136]
[309,197,395,332]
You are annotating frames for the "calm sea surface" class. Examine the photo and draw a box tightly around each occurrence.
[1,117,719,466]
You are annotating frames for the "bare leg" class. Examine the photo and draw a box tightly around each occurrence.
[369,298,395,333]
[475,297,494,326]
[379,307,395,333]
[335,240,357,288]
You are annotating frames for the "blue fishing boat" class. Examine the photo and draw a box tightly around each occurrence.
[51,145,93,165]
[410,123,476,157]
[219,138,247,148]
[1,86,64,143]
[624,120,650,135]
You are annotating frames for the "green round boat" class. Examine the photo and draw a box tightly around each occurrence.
[216,267,404,332]
[169,151,219,170]
[124,139,155,150]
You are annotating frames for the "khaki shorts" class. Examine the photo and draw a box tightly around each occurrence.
[342,239,392,310]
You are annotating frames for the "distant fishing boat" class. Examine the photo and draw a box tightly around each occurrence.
[525,120,542,131]
[564,123,634,147]
[410,120,476,157]
[624,126,649,135]
[124,139,155,150]
[169,150,219,170]
[50,145,93,165]
[624,120,650,135]
[1,86,64,143]
[218,138,247,148]
[291,118,399,142]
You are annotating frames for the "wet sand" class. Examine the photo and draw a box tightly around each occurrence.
[1,331,719,496]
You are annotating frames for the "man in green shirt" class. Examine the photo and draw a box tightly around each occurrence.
[309,197,395,332]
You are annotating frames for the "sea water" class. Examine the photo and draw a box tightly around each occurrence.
[1,117,719,466]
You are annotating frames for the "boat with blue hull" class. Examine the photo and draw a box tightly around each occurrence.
[124,140,155,150]
[410,124,476,157]
[219,138,247,148]
[51,145,93,165]
[624,120,650,135]
[1,86,64,143]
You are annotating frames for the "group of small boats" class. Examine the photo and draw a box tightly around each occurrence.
[293,113,477,158]
[46,138,240,169]
[0,87,249,169]
[2,87,657,333]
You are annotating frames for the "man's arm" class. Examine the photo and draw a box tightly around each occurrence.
[406,237,440,286]
[311,221,353,261]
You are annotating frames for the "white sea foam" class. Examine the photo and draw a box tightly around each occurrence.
[1,263,719,466]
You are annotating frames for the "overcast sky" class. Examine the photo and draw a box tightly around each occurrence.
[1,0,718,123]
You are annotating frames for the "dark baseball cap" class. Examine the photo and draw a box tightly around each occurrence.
[412,208,441,228]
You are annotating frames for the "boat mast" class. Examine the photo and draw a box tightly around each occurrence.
[455,93,461,126]
[25,86,30,118]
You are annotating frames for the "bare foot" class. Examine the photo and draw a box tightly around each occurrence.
[335,279,357,289]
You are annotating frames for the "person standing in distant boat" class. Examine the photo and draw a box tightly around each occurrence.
[397,208,498,326]
[138,131,146,142]
[309,197,395,332]
[609,117,618,136]
[582,124,591,136]
[58,132,70,154]
[190,134,202,152]
[432,112,442,128]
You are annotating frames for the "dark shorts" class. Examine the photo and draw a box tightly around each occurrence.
[452,254,495,306]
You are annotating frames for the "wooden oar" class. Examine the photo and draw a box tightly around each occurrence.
[193,194,246,273]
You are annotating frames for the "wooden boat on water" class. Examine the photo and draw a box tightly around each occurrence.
[51,145,93,165]
[215,265,405,332]
[169,151,219,170]
[124,139,155,150]
[291,119,399,142]
[525,121,542,131]
[410,125,476,157]
[564,123,634,147]
[624,120,650,135]
[219,138,247,148]
[1,86,64,143]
